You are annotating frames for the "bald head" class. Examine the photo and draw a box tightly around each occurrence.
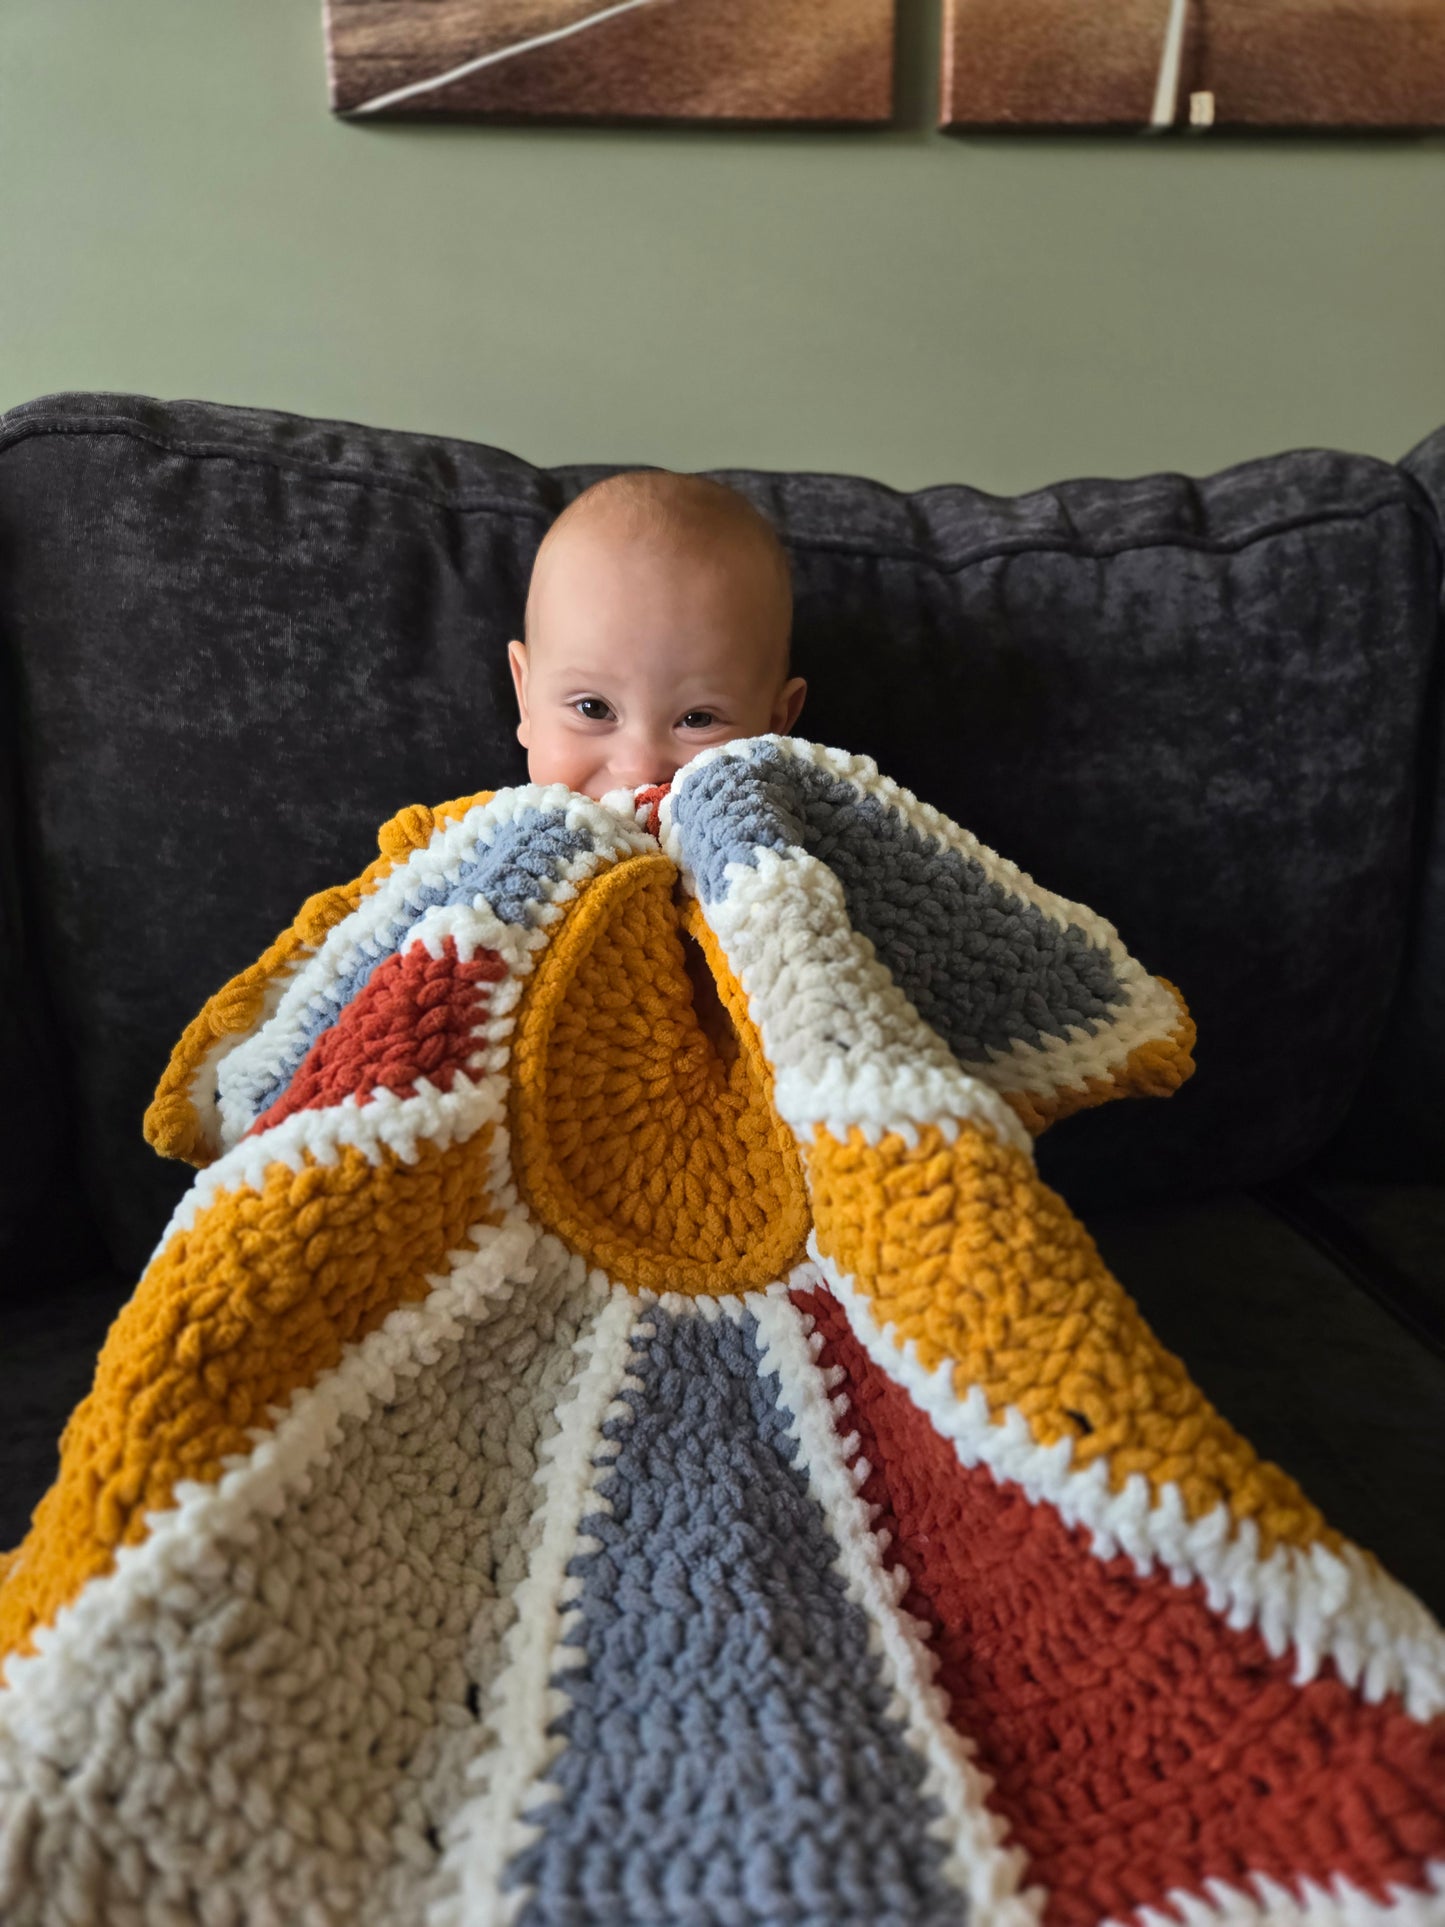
[524,469,793,669]
[508,468,806,800]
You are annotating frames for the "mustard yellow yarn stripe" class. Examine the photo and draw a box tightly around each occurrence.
[1002,977,1197,1136]
[509,855,810,1293]
[0,1128,501,1667]
[806,1120,1336,1563]
[144,792,494,1166]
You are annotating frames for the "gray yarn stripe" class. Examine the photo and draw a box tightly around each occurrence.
[673,746,1123,1060]
[505,1303,960,1927]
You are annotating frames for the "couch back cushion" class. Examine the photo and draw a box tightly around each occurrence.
[1313,425,1445,1184]
[0,392,1439,1279]
[0,655,89,1278]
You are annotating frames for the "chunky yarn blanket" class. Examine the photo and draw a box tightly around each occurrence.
[2,736,1442,1927]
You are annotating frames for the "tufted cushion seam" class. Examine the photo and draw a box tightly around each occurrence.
[0,409,1432,577]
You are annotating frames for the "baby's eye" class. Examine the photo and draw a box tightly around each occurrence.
[679,710,718,730]
[574,698,613,722]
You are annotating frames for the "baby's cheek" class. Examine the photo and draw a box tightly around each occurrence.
[526,727,604,797]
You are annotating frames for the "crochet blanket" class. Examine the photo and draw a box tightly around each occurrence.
[2,736,1442,1927]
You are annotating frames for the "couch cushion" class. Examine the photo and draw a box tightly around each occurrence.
[1086,1189,1445,1619]
[0,393,1439,1276]
[0,1264,128,1554]
[0,662,87,1282]
[1280,1178,1445,1340]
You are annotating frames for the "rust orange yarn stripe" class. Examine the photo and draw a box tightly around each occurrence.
[248,936,506,1134]
[144,792,493,1166]
[798,1282,1445,1927]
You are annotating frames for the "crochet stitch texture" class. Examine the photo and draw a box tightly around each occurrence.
[0,736,1440,1927]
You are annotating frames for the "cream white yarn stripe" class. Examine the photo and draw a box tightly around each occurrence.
[941,978,1186,1106]
[1114,1862,1445,1927]
[0,1215,541,1698]
[214,784,656,1149]
[696,849,1033,1157]
[813,1240,1445,1724]
[749,1274,1046,1927]
[433,1283,644,1927]
[183,947,311,1161]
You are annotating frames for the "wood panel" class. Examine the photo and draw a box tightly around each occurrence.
[326,0,897,124]
[940,0,1445,131]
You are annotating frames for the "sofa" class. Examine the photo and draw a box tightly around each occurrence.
[1,390,1441,1617]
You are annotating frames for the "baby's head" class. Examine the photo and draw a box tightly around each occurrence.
[508,469,806,801]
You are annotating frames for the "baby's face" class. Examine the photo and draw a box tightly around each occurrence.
[509,524,805,802]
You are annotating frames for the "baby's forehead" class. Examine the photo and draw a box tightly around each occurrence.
[525,491,792,675]
[537,510,759,580]
[534,627,776,682]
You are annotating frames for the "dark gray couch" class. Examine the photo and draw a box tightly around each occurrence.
[2,391,1441,1612]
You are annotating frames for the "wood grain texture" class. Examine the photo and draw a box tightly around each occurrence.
[940,0,1445,130]
[325,0,896,123]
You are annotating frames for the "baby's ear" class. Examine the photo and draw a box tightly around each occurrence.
[507,640,531,747]
[775,676,807,734]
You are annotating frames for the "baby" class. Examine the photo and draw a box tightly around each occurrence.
[507,469,807,802]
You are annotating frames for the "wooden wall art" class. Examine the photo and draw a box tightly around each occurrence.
[939,0,1445,132]
[325,0,897,125]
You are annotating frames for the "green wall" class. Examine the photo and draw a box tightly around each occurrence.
[3,0,1442,493]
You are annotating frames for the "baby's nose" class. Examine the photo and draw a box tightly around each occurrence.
[612,747,678,791]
